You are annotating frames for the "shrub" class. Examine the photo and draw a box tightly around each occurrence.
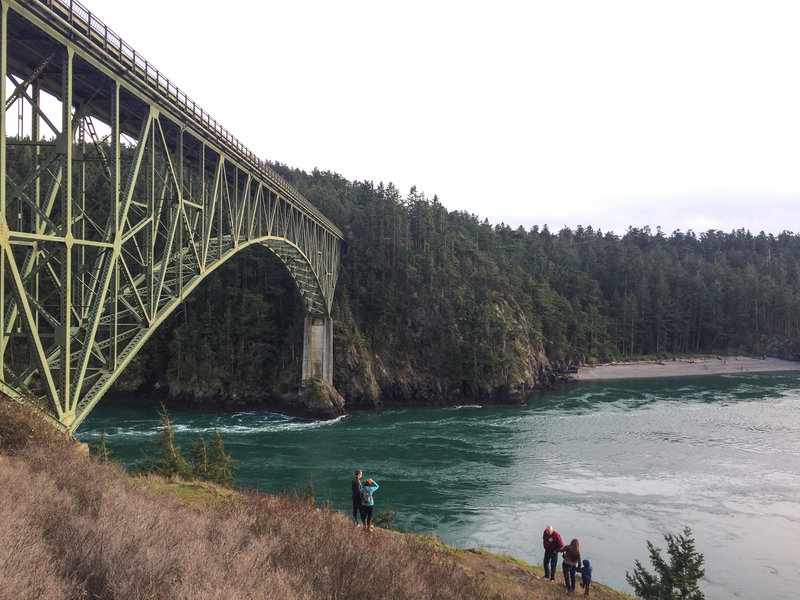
[374,502,399,530]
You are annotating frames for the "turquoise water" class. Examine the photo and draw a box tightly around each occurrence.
[78,373,800,600]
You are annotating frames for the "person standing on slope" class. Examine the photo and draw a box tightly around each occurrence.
[560,538,582,595]
[542,524,564,581]
[360,478,379,531]
[351,469,363,527]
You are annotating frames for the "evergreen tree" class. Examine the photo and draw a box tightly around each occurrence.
[188,432,210,480]
[135,403,192,480]
[207,427,238,486]
[626,527,705,600]
[90,429,112,463]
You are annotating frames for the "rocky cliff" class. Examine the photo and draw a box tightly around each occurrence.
[333,294,559,412]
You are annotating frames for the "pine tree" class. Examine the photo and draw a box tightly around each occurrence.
[188,432,210,480]
[626,527,705,599]
[135,403,192,480]
[207,427,238,486]
[90,429,112,462]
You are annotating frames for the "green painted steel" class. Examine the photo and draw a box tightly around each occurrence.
[1,0,343,433]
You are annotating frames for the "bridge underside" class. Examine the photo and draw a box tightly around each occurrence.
[0,0,343,434]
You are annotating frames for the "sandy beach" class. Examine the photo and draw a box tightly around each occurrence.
[574,355,800,381]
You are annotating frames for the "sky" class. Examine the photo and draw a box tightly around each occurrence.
[77,0,800,236]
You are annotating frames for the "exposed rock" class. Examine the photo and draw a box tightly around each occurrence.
[106,380,346,421]
[333,294,559,411]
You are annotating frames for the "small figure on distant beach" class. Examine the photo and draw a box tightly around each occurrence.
[560,538,582,594]
[359,478,379,531]
[542,524,564,581]
[577,558,592,596]
[351,469,363,527]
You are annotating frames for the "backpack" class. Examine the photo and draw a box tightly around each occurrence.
[362,487,371,504]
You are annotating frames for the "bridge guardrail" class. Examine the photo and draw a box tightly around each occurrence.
[33,0,342,238]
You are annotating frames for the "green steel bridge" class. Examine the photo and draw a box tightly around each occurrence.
[0,0,344,434]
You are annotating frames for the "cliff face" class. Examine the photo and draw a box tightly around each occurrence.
[333,294,558,411]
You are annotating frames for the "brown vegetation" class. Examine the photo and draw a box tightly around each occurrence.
[0,443,487,600]
[0,395,73,452]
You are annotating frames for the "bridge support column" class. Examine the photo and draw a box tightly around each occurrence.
[302,315,333,383]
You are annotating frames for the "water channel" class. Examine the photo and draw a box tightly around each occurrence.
[78,372,800,600]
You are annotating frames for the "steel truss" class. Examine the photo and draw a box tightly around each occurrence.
[1,0,343,433]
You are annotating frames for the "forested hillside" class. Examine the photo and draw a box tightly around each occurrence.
[7,141,800,413]
[185,162,799,411]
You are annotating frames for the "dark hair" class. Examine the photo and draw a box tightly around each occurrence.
[355,469,362,475]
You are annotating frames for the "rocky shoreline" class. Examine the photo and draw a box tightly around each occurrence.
[105,355,800,420]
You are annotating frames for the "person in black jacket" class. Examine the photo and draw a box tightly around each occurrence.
[351,469,363,526]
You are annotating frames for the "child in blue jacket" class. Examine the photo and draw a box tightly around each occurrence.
[577,559,592,596]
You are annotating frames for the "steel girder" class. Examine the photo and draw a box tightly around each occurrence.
[1,0,343,433]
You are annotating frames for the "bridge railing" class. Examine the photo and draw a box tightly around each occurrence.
[33,0,342,238]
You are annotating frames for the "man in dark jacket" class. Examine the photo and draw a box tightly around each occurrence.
[542,524,564,581]
[351,469,363,526]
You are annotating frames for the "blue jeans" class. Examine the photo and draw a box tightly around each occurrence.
[563,563,576,591]
[544,550,558,580]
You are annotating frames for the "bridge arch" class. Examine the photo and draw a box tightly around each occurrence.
[0,0,343,433]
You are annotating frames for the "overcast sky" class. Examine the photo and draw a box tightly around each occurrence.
[83,0,800,236]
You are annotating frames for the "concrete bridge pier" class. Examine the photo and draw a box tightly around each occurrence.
[302,316,334,383]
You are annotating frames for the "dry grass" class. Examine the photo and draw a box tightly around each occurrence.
[0,443,491,600]
[0,395,73,453]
